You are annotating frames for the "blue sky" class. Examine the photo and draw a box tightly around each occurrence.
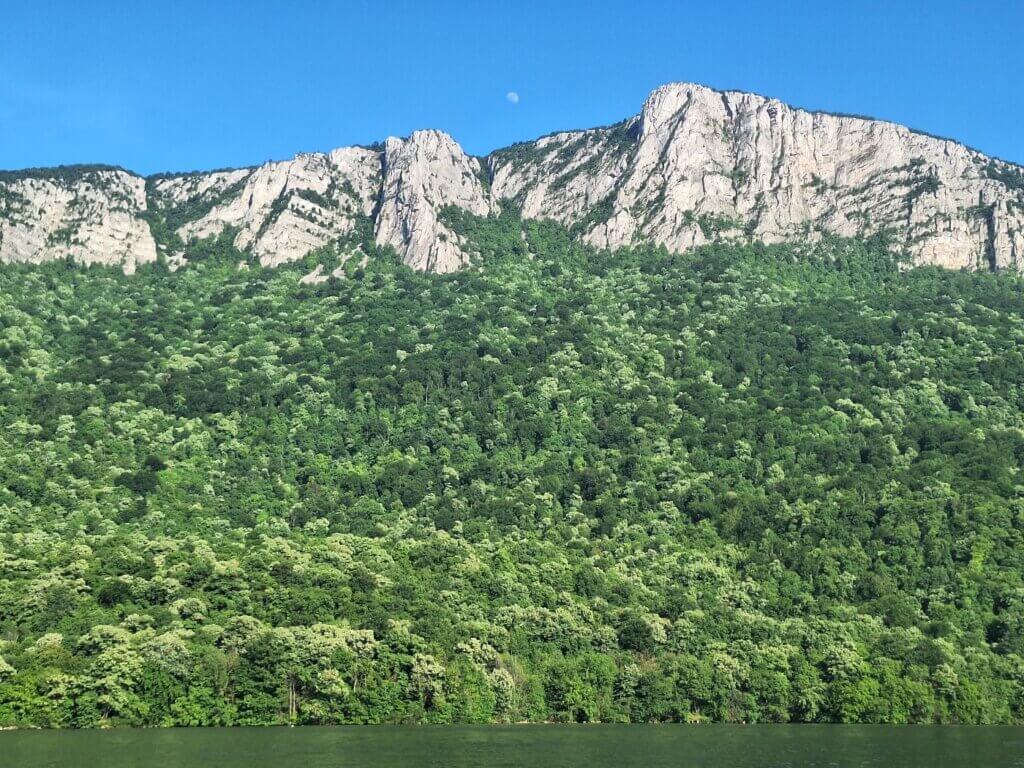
[2,1,1021,175]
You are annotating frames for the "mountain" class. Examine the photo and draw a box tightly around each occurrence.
[3,207,1024,726]
[5,84,1024,728]
[493,84,1024,270]
[2,83,1023,274]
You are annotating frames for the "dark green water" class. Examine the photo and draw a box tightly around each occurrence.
[2,725,1023,767]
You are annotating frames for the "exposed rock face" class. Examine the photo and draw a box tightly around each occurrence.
[148,131,492,273]
[149,148,381,267]
[490,83,1024,270]
[0,168,157,273]
[489,123,637,236]
[2,83,1023,273]
[375,131,493,273]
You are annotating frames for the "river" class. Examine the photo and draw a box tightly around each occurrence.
[3,724,1024,767]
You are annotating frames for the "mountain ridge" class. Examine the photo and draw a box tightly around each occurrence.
[9,82,1020,180]
[2,82,1022,274]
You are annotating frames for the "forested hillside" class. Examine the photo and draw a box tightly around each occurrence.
[1,211,1023,726]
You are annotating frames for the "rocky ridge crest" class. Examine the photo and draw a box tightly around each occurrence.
[2,83,1022,273]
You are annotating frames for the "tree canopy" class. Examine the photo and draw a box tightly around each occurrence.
[1,212,1023,726]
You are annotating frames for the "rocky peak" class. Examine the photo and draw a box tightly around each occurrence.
[147,130,494,273]
[492,82,1024,270]
[1,82,1022,274]
[375,130,493,272]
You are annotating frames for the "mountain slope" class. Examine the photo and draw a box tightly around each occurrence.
[1,83,1023,273]
[2,221,1024,725]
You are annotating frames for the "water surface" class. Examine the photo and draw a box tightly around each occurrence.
[3,725,1024,767]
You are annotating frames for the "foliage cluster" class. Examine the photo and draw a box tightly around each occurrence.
[1,213,1024,726]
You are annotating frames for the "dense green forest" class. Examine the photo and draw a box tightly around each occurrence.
[1,210,1024,727]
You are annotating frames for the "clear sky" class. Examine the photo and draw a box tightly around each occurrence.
[2,1,1021,175]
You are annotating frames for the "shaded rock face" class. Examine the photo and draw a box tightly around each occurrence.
[2,83,1023,273]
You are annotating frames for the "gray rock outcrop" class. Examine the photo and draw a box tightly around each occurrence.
[2,83,1022,273]
[490,83,1024,270]
[375,130,493,273]
[0,168,156,273]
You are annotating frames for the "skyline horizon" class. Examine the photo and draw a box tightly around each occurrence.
[3,78,1022,178]
[2,2,1021,175]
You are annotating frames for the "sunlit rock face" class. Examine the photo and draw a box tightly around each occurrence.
[148,130,494,273]
[375,130,494,273]
[0,169,157,273]
[2,83,1022,273]
[149,148,381,268]
[490,83,1024,270]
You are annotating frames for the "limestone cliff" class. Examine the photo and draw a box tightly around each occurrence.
[148,148,381,268]
[0,167,156,273]
[375,130,493,273]
[490,83,1024,270]
[2,83,1022,273]
[146,130,492,273]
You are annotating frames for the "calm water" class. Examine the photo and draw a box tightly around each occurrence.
[2,725,1023,768]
